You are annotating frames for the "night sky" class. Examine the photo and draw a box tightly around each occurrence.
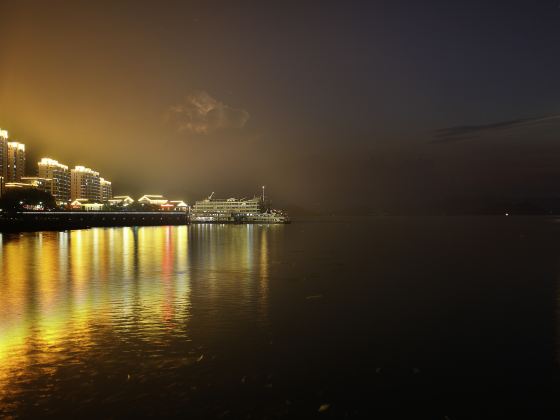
[1,0,560,214]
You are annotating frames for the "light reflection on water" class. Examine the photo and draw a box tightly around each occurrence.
[2,218,560,415]
[0,225,279,414]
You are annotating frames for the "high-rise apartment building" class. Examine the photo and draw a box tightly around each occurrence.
[0,129,8,196]
[38,158,71,204]
[7,142,25,182]
[100,178,112,202]
[71,166,100,201]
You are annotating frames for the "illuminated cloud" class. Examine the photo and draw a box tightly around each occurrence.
[167,91,250,135]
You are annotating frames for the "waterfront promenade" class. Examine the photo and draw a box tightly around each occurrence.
[0,211,188,232]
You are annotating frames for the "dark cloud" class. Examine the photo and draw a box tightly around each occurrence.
[166,91,250,135]
[433,114,560,143]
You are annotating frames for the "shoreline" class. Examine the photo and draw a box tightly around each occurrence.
[0,211,291,232]
[0,211,188,232]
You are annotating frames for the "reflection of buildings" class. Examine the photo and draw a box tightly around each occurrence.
[0,227,196,397]
[0,225,280,403]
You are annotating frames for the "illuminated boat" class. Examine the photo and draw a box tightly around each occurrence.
[235,209,290,224]
[190,188,290,224]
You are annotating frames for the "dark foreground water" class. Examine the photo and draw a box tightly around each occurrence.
[1,218,560,418]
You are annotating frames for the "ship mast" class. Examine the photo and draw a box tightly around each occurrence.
[261,185,267,211]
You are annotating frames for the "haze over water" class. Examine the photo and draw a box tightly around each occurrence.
[1,219,560,416]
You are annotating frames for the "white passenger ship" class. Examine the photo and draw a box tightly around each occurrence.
[236,209,290,224]
[190,189,290,224]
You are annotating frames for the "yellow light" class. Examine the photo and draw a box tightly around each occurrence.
[8,142,25,151]
[39,158,68,170]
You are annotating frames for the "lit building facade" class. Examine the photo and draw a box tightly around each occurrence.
[20,177,54,195]
[138,195,169,205]
[38,158,71,204]
[169,200,188,210]
[100,178,112,202]
[0,129,9,196]
[70,199,104,211]
[109,195,134,206]
[4,182,32,190]
[71,166,101,201]
[7,142,25,182]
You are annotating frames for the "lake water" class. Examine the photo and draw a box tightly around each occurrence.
[1,218,560,417]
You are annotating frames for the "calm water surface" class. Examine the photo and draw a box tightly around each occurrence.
[1,218,560,417]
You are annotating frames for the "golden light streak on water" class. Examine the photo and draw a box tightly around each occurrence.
[0,225,274,413]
